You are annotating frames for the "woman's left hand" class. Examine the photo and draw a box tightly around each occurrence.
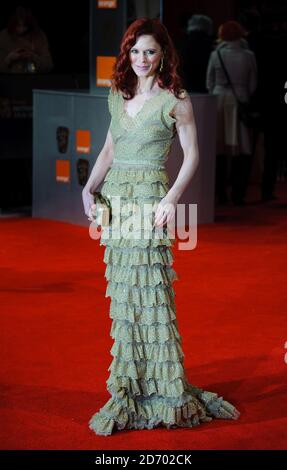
[153,193,179,228]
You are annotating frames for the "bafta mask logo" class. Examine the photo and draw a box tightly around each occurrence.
[56,126,69,154]
[77,158,89,186]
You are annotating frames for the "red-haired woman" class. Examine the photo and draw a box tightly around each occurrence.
[82,17,240,436]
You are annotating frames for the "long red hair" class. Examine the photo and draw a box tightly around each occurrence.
[111,17,184,100]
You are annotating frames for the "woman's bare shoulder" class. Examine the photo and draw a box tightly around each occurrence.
[165,88,188,100]
[170,91,193,121]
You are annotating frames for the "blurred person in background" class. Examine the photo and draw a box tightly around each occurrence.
[0,5,53,73]
[179,14,214,93]
[206,21,257,205]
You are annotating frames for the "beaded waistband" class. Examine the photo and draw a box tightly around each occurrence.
[111,161,166,170]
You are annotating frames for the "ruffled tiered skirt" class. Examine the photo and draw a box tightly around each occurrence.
[88,166,239,436]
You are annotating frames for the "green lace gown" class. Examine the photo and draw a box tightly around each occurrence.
[88,87,240,436]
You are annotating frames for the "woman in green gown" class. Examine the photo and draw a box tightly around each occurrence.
[82,17,240,436]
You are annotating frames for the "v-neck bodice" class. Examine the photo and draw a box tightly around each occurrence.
[107,86,186,169]
[120,89,165,119]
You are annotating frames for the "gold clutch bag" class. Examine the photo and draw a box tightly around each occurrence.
[88,191,112,227]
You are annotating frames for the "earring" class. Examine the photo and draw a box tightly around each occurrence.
[159,56,164,73]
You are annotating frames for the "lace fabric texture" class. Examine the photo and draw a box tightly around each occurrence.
[107,86,180,169]
[88,87,240,436]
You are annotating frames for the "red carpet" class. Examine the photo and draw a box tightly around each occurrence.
[1,186,287,450]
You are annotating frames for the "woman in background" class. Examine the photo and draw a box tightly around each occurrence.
[180,14,214,93]
[206,21,257,205]
[0,5,53,73]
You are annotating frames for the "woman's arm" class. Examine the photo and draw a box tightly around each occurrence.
[154,94,199,228]
[169,95,199,200]
[82,123,114,216]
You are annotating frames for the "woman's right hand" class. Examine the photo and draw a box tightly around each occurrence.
[5,49,24,64]
[82,186,95,217]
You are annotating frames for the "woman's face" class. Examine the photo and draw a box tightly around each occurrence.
[129,34,162,78]
[15,20,28,36]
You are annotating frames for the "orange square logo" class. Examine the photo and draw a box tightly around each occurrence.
[97,0,117,8]
[96,56,116,87]
[76,130,91,154]
[56,160,70,183]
